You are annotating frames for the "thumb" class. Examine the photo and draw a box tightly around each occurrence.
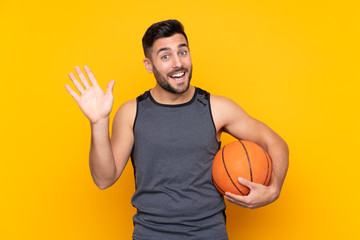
[238,177,255,189]
[105,80,115,96]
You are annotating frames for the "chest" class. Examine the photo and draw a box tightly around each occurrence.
[135,104,217,150]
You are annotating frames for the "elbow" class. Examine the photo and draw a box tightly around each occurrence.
[91,171,118,190]
[94,179,115,190]
[97,184,109,190]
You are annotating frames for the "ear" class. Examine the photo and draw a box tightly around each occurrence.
[143,57,153,73]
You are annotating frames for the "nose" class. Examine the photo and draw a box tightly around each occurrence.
[172,55,182,68]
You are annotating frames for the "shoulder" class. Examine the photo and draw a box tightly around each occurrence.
[115,99,137,116]
[210,94,234,105]
[113,99,137,129]
[210,94,246,114]
[210,94,251,128]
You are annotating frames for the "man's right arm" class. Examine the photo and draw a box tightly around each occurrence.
[65,65,136,190]
[89,100,136,190]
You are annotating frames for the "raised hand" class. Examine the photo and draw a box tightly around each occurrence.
[65,65,115,123]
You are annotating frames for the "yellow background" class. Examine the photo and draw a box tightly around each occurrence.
[1,0,359,239]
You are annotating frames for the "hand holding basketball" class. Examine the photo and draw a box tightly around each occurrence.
[65,66,115,123]
[212,140,279,209]
[224,177,279,209]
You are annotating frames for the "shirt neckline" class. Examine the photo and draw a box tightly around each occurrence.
[148,87,198,108]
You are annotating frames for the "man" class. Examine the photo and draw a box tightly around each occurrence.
[65,19,289,240]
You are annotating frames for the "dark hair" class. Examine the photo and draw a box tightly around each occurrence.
[142,19,188,59]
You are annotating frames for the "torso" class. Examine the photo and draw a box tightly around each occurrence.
[130,87,228,240]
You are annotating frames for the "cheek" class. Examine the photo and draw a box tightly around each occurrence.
[159,64,172,75]
[184,57,192,66]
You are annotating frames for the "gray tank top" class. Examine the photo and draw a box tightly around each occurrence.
[131,87,228,240]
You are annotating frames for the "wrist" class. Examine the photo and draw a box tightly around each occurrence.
[90,116,109,128]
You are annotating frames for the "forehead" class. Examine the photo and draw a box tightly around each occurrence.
[152,33,188,52]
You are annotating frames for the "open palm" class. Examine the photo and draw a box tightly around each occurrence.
[65,66,115,123]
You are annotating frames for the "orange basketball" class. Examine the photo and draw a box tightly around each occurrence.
[212,140,272,196]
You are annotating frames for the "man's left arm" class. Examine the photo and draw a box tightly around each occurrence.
[211,95,289,209]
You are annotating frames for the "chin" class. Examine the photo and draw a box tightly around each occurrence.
[172,81,191,94]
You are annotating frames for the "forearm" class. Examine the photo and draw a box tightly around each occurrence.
[89,117,116,189]
[265,137,289,198]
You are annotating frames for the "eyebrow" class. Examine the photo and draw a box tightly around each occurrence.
[156,43,189,55]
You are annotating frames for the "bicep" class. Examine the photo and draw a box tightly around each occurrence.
[110,100,136,181]
[213,96,279,150]
[225,114,277,150]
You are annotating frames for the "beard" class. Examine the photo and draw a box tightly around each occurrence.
[152,65,193,94]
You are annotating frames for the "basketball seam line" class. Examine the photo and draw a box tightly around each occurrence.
[239,140,253,182]
[221,145,245,195]
[263,149,270,185]
[213,178,225,195]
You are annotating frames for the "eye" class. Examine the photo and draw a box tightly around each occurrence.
[161,55,169,60]
[179,51,187,56]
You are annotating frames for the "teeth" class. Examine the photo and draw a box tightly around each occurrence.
[171,72,185,77]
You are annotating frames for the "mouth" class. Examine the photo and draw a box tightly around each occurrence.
[169,70,186,81]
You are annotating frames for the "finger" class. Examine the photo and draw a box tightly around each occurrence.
[238,177,255,189]
[68,72,85,94]
[225,191,249,203]
[225,198,246,207]
[105,80,115,97]
[225,193,251,208]
[65,84,80,102]
[225,191,244,201]
[83,65,99,86]
[224,194,248,208]
[74,66,90,89]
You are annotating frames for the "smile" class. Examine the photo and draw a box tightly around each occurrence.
[169,71,186,79]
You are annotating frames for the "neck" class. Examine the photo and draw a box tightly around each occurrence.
[150,85,195,105]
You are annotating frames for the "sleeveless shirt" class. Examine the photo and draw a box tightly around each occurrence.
[131,87,228,240]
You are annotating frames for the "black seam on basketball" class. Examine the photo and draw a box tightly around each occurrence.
[213,178,225,195]
[239,140,253,181]
[222,145,245,195]
[263,148,270,185]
